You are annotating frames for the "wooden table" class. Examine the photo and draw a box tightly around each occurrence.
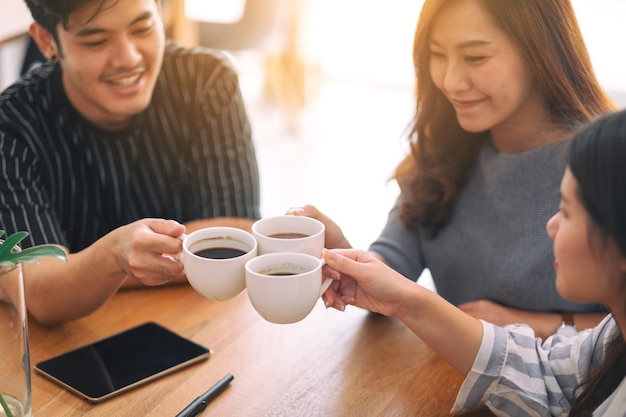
[29,285,495,416]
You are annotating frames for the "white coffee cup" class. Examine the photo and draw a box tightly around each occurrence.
[245,252,332,324]
[252,215,325,257]
[180,227,257,301]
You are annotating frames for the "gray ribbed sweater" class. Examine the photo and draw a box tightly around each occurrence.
[369,141,604,313]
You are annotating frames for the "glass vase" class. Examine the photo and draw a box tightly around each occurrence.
[0,263,32,417]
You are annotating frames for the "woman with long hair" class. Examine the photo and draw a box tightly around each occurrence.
[321,108,626,416]
[291,0,617,339]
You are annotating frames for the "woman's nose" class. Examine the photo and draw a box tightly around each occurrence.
[443,61,471,93]
[546,212,559,241]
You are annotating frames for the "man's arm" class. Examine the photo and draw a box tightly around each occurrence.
[24,219,186,326]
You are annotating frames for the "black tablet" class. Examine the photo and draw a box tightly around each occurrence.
[34,322,211,403]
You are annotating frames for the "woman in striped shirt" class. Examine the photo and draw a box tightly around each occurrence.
[0,0,260,325]
[322,109,626,415]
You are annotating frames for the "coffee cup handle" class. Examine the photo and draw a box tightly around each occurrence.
[318,259,332,296]
[319,277,332,296]
[175,234,188,261]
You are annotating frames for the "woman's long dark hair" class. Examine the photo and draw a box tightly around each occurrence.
[397,0,616,235]
[567,110,626,416]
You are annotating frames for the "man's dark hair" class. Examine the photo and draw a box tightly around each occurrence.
[24,0,120,40]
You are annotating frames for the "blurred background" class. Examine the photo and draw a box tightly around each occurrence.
[174,0,626,252]
[1,0,625,256]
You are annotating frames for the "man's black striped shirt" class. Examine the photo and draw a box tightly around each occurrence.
[0,42,260,251]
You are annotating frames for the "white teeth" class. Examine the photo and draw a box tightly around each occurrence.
[110,74,140,87]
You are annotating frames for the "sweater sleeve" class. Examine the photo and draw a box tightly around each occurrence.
[368,198,426,282]
[452,316,616,416]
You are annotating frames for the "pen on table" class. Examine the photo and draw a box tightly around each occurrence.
[175,373,234,417]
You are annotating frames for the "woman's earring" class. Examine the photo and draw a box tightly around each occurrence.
[49,54,58,62]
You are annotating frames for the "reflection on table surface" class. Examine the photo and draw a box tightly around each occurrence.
[29,284,494,416]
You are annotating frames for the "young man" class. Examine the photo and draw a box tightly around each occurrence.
[0,0,261,325]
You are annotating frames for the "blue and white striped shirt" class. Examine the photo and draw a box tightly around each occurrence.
[453,315,623,416]
[0,42,260,251]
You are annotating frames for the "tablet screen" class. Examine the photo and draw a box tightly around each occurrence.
[35,322,211,402]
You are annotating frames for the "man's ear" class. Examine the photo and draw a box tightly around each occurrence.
[29,22,59,61]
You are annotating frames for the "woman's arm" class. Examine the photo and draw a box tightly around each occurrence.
[323,248,483,375]
[458,300,608,340]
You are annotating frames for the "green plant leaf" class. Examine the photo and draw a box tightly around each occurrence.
[0,230,67,267]
[0,231,29,259]
[0,391,14,417]
[0,245,67,267]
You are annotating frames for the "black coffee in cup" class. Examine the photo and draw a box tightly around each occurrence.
[193,247,247,259]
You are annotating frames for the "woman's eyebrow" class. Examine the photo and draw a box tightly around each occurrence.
[429,38,492,50]
[457,39,492,49]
